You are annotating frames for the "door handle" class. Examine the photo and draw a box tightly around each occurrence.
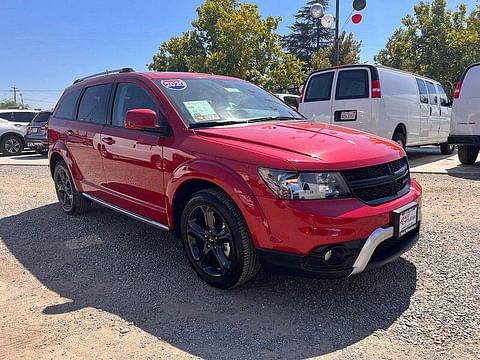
[440,108,442,116]
[430,107,432,116]
[66,129,74,136]
[102,137,115,145]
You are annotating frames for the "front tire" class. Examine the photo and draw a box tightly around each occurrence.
[180,188,260,289]
[393,132,406,150]
[458,145,479,165]
[0,135,24,155]
[440,143,455,155]
[53,160,91,215]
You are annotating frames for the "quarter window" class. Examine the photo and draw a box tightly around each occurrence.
[425,81,438,105]
[112,83,160,127]
[77,84,111,124]
[55,88,82,120]
[416,79,429,104]
[335,70,369,100]
[304,72,334,102]
[0,112,13,121]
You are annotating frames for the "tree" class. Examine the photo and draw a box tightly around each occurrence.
[311,31,362,70]
[0,99,18,109]
[281,0,334,68]
[375,0,480,95]
[148,0,305,93]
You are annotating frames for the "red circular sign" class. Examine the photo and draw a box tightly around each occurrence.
[352,13,363,24]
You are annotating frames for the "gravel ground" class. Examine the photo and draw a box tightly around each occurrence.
[0,165,479,359]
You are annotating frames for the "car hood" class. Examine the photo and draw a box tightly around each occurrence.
[194,121,405,171]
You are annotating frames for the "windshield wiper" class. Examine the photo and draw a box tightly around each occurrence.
[189,120,248,129]
[246,116,304,123]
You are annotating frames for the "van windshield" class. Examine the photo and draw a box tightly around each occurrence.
[155,78,303,127]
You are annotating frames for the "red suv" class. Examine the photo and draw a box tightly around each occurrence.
[49,68,422,288]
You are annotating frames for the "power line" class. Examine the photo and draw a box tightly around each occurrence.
[0,89,63,92]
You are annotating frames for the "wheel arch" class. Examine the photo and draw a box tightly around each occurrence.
[0,132,26,146]
[393,123,407,144]
[49,141,83,191]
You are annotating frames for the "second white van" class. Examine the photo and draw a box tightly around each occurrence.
[299,65,454,154]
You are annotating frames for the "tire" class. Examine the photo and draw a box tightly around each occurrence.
[458,145,479,165]
[53,160,91,215]
[0,135,24,155]
[440,143,455,155]
[180,188,260,289]
[392,132,406,150]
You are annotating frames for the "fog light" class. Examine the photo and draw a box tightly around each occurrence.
[322,246,347,266]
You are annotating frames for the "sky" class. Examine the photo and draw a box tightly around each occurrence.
[0,0,476,110]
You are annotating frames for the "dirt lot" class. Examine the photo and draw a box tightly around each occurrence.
[0,165,479,359]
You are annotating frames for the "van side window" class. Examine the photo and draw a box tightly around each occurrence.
[436,84,449,106]
[425,81,438,105]
[335,70,369,100]
[112,83,161,127]
[416,79,429,104]
[304,72,334,102]
[77,84,112,124]
[54,88,82,120]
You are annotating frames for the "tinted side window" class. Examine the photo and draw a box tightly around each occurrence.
[416,79,429,104]
[283,96,299,108]
[0,112,13,121]
[425,81,438,105]
[335,70,369,100]
[112,83,160,127]
[55,88,82,120]
[77,84,111,124]
[14,112,36,123]
[436,84,449,106]
[305,72,334,102]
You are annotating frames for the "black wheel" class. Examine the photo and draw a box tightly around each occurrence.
[393,132,406,150]
[440,143,455,155]
[180,188,260,289]
[54,160,91,215]
[458,145,479,165]
[0,135,24,155]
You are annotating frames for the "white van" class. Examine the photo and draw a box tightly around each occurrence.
[448,63,480,164]
[299,65,454,154]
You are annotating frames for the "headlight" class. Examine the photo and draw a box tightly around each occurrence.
[258,168,351,200]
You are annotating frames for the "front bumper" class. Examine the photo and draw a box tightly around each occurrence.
[258,225,420,278]
[448,135,480,146]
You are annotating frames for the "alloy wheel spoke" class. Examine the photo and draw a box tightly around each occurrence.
[200,205,216,231]
[212,246,230,272]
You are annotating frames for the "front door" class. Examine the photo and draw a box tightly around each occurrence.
[100,81,168,225]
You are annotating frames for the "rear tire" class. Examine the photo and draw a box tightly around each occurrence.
[393,132,406,150]
[0,135,24,155]
[180,188,260,289]
[53,160,91,215]
[458,145,479,165]
[440,143,455,155]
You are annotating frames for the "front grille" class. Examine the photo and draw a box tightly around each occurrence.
[342,157,410,205]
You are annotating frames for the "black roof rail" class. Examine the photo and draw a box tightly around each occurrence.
[73,68,135,84]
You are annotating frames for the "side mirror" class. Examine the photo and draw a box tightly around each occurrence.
[125,109,158,130]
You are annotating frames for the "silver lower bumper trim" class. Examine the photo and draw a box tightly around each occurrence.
[349,226,395,276]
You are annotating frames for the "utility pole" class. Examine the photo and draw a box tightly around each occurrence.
[10,87,19,104]
[334,0,340,66]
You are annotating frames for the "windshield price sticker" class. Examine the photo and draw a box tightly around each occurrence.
[183,100,221,122]
[161,79,187,91]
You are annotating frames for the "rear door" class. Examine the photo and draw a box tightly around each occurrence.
[331,67,372,132]
[425,80,442,142]
[415,78,431,142]
[100,81,168,225]
[436,84,451,142]
[298,70,335,123]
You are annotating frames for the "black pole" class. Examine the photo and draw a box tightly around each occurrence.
[316,18,321,52]
[335,0,340,65]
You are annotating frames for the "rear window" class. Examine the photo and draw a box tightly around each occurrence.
[13,112,37,123]
[33,112,52,122]
[426,81,438,105]
[304,72,334,102]
[77,84,111,124]
[283,96,299,108]
[335,70,369,100]
[436,84,449,106]
[55,88,82,120]
[416,79,429,104]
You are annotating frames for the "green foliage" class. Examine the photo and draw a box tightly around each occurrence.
[311,31,362,70]
[375,0,480,95]
[0,99,18,109]
[281,0,334,68]
[148,0,305,93]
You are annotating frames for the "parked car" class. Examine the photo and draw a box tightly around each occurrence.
[49,68,422,289]
[25,111,52,154]
[275,93,300,110]
[448,63,480,164]
[298,64,455,154]
[0,110,38,155]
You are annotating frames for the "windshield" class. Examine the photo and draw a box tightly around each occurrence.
[154,78,303,127]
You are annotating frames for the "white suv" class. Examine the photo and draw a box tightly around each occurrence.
[0,110,39,155]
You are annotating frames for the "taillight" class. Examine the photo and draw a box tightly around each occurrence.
[299,84,305,103]
[41,124,48,131]
[453,81,462,99]
[372,80,381,98]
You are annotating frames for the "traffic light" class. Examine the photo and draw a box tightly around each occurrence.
[353,0,366,11]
